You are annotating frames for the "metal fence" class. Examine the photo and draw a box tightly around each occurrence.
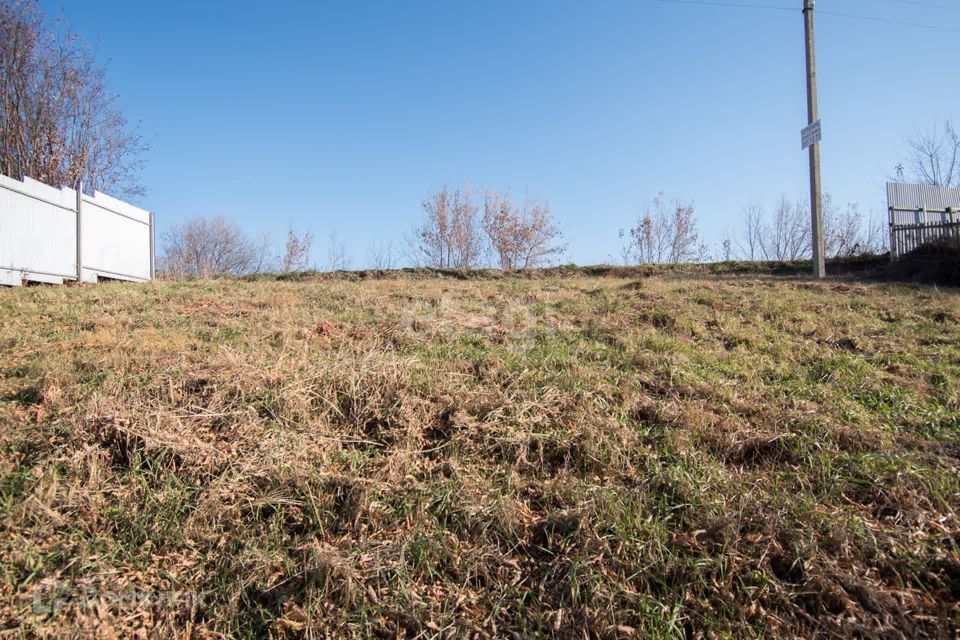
[0,173,154,286]
[887,182,960,261]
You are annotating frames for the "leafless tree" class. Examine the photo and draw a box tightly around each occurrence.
[250,229,275,274]
[862,214,887,255]
[482,192,565,270]
[622,194,704,264]
[720,238,732,262]
[0,0,145,196]
[366,239,394,270]
[824,198,858,258]
[896,121,959,188]
[410,186,483,269]
[737,195,886,261]
[159,216,273,278]
[280,228,313,273]
[824,200,886,257]
[737,204,764,261]
[325,230,350,271]
[755,197,812,261]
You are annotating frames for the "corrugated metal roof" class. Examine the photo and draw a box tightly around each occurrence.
[887,182,960,211]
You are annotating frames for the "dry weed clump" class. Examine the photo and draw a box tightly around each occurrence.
[0,273,958,638]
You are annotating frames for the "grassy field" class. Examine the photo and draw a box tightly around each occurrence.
[1,270,958,638]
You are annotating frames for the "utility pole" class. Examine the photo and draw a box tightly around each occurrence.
[803,0,826,279]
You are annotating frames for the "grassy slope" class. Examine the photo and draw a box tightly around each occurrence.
[0,273,958,638]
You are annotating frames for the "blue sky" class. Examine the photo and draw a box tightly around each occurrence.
[40,0,960,266]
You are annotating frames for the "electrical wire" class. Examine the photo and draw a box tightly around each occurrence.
[818,9,956,32]
[653,0,957,33]
[889,0,960,13]
[652,0,795,12]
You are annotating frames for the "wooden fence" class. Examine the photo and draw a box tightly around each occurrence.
[887,183,960,261]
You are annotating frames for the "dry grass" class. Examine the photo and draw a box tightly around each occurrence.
[1,271,958,638]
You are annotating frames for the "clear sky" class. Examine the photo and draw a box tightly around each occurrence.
[39,0,960,267]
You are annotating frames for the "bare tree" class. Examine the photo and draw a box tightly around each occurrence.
[159,216,273,278]
[0,1,145,196]
[824,199,860,258]
[366,239,394,270]
[737,195,885,261]
[250,229,275,274]
[757,197,811,261]
[824,200,886,257]
[720,237,732,262]
[896,121,959,188]
[280,228,313,273]
[325,230,350,271]
[738,204,764,261]
[482,192,565,270]
[622,194,703,264]
[861,213,887,255]
[410,186,483,269]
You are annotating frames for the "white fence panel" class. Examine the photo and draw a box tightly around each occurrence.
[0,172,154,286]
[0,175,77,284]
[81,192,152,282]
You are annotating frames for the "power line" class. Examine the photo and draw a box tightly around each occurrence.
[889,0,960,13]
[818,9,957,32]
[652,0,795,12]
[653,0,957,33]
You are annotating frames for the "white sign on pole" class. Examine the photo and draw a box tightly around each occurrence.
[801,120,822,150]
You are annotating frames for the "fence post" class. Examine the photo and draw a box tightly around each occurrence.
[75,181,83,282]
[888,206,896,262]
[149,211,156,280]
[913,205,927,249]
